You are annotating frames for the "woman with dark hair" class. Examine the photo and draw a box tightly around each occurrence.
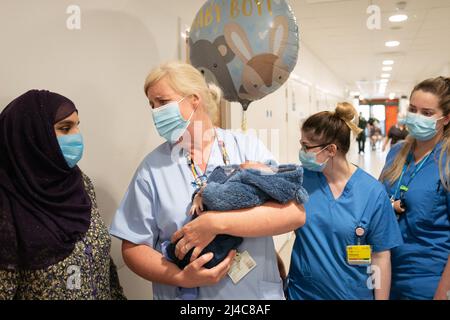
[0,90,125,300]
[380,77,450,300]
[287,102,403,300]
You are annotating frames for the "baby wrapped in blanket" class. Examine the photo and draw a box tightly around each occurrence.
[162,162,309,299]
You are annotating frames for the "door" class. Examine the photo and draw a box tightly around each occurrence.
[286,80,311,163]
[385,104,399,136]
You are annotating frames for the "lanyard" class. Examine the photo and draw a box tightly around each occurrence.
[393,150,433,200]
[355,192,374,245]
[186,129,230,189]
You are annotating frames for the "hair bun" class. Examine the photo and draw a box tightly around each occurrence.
[335,102,357,122]
[335,102,362,136]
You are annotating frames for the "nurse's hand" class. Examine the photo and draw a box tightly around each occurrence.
[433,290,449,300]
[392,200,405,215]
[172,213,217,261]
[179,250,236,288]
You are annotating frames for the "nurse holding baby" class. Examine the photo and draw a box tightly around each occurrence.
[110,61,306,300]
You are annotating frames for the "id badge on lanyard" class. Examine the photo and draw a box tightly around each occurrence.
[228,251,257,284]
[346,226,372,266]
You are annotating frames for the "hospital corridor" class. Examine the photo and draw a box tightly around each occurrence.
[1,0,450,304]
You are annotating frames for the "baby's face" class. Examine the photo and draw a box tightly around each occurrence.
[239,161,273,173]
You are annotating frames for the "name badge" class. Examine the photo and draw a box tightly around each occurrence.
[346,245,372,265]
[228,251,257,284]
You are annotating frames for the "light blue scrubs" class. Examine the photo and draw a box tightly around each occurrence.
[382,141,450,300]
[287,167,403,300]
[110,128,285,300]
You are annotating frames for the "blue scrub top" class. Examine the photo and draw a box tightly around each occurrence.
[110,128,285,300]
[382,141,450,300]
[287,167,403,300]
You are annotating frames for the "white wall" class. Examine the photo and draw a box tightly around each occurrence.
[440,63,450,77]
[1,0,346,299]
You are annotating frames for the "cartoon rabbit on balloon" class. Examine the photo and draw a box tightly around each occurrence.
[224,15,292,102]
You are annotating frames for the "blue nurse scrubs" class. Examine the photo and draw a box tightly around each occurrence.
[382,141,450,300]
[110,128,285,300]
[287,167,403,300]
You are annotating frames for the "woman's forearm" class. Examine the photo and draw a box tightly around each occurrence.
[210,201,306,238]
[122,240,235,289]
[372,250,391,300]
[122,240,183,287]
[434,255,450,300]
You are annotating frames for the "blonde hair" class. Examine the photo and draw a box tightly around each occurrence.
[144,61,222,125]
[302,101,361,154]
[380,76,450,191]
[336,102,363,136]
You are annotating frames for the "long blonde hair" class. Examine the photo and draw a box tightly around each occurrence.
[144,61,222,125]
[380,77,450,190]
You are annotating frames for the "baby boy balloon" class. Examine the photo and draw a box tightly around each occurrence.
[189,0,299,111]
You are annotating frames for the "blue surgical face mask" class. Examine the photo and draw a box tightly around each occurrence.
[298,146,330,172]
[151,97,196,143]
[57,133,84,168]
[405,112,444,141]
